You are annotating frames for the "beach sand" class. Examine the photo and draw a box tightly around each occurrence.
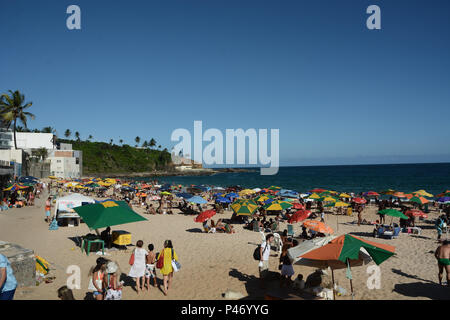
[1,187,448,300]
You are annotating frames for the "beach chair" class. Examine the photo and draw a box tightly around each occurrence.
[273,233,283,255]
[287,224,295,237]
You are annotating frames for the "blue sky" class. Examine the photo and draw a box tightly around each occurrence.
[1,0,450,166]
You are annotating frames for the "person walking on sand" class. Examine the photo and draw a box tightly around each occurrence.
[128,240,148,294]
[145,244,158,290]
[45,197,52,223]
[259,234,274,289]
[435,240,450,286]
[158,240,179,296]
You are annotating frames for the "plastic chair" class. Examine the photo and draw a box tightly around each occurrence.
[287,224,295,237]
[273,233,283,255]
[81,238,105,256]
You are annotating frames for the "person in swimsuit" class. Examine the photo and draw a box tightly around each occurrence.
[145,244,157,290]
[45,197,52,223]
[435,240,450,286]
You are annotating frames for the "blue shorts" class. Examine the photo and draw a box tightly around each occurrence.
[46,211,50,217]
[93,291,103,297]
[0,289,16,300]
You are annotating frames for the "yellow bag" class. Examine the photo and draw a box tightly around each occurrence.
[35,255,50,275]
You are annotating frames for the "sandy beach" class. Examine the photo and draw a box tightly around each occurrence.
[1,183,448,301]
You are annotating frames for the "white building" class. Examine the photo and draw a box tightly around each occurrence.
[0,129,82,178]
[16,132,55,149]
[48,147,83,178]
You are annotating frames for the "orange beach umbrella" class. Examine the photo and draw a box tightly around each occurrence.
[303,220,334,234]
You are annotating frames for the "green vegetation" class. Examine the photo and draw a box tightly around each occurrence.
[58,139,173,175]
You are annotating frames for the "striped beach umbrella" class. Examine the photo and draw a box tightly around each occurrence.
[263,200,293,211]
[231,201,258,216]
[409,196,429,205]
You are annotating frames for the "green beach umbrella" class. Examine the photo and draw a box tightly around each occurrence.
[263,200,293,211]
[74,200,147,230]
[231,201,258,216]
[300,234,396,299]
[378,209,409,220]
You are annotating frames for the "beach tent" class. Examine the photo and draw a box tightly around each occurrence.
[54,193,96,218]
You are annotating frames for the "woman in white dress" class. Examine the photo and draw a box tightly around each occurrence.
[128,240,148,294]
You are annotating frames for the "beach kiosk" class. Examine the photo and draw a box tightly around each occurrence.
[54,193,96,227]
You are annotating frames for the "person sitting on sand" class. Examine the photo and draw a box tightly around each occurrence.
[435,240,450,286]
[293,274,305,291]
[215,219,226,232]
[300,226,308,239]
[100,227,112,249]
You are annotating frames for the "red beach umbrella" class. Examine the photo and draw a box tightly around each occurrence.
[194,210,216,223]
[288,210,311,224]
[352,197,367,204]
[310,188,327,193]
[365,191,380,197]
[292,203,305,210]
[405,209,427,219]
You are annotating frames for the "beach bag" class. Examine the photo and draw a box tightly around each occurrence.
[156,250,164,269]
[128,250,135,266]
[171,249,181,272]
[35,255,50,275]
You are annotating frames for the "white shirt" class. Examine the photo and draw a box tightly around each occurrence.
[260,241,271,261]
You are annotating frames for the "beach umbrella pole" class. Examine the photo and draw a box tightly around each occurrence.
[331,268,336,300]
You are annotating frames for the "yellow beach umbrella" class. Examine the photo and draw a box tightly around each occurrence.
[413,190,433,197]
[334,201,349,207]
[239,189,255,196]
[323,196,337,202]
[309,193,321,200]
[339,193,351,198]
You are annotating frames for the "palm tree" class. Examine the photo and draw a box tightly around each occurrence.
[75,131,80,141]
[135,136,140,145]
[142,141,148,148]
[42,126,54,133]
[149,138,156,149]
[0,90,35,149]
[158,145,161,150]
[110,139,113,145]
[88,135,93,141]
[119,139,123,145]
[64,129,71,139]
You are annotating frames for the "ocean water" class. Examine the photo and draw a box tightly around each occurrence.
[138,163,450,195]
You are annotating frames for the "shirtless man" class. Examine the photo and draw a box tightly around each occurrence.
[434,240,450,286]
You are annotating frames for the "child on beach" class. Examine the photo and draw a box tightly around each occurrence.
[45,197,52,223]
[145,244,158,290]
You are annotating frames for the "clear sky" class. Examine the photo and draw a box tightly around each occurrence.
[1,0,450,166]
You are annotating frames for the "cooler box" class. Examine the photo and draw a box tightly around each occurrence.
[112,230,132,246]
